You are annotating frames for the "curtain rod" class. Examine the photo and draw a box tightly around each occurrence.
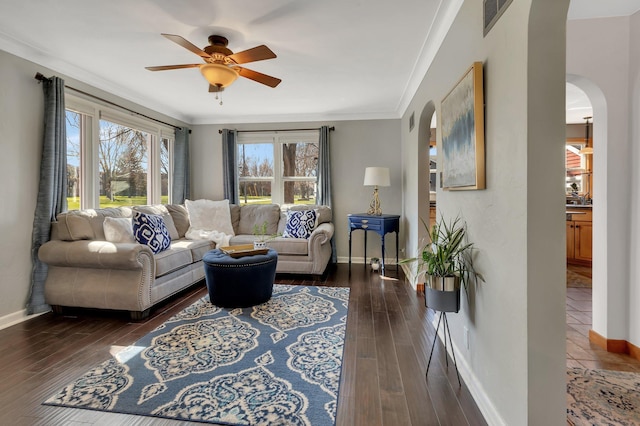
[34,72,184,131]
[218,126,335,134]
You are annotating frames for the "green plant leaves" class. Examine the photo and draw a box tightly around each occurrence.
[402,214,482,292]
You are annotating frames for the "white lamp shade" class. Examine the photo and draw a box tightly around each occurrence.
[364,167,390,187]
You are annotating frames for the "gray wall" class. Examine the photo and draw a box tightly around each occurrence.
[189,119,403,264]
[401,0,568,424]
[0,50,44,323]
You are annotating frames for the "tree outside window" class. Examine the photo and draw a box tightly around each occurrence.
[65,110,81,210]
[237,132,318,206]
[99,120,149,207]
[161,138,170,204]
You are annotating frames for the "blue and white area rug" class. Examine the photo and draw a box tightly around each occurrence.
[44,285,350,425]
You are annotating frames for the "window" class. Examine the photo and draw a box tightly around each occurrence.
[160,137,171,204]
[65,94,174,210]
[237,131,319,206]
[65,110,82,210]
[98,119,150,207]
[565,142,587,194]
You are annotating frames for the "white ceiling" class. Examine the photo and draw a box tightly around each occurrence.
[0,0,638,125]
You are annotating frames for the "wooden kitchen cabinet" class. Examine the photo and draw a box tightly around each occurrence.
[566,208,592,265]
[429,205,436,229]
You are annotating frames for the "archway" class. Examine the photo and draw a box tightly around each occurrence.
[416,101,436,253]
[566,74,610,344]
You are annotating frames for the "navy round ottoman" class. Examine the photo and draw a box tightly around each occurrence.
[203,248,278,308]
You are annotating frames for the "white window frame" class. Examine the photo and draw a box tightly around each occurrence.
[65,93,175,209]
[237,130,319,206]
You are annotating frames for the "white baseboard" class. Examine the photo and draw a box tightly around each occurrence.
[0,309,46,331]
[431,316,506,426]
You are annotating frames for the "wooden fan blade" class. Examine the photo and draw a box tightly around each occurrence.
[228,45,276,64]
[236,67,282,88]
[146,64,202,71]
[161,33,211,59]
[209,84,223,93]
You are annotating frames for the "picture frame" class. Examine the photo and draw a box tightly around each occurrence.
[440,62,485,190]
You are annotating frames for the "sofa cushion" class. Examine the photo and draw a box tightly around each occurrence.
[166,204,190,238]
[154,245,193,277]
[185,199,235,236]
[229,204,241,235]
[132,205,179,240]
[170,239,214,263]
[103,217,135,243]
[238,204,281,235]
[55,207,131,241]
[283,209,318,239]
[132,211,171,254]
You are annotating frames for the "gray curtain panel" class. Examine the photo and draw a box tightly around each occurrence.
[27,76,67,315]
[172,127,190,204]
[222,129,238,204]
[317,125,336,263]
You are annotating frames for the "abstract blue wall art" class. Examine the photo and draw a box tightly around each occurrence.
[441,62,485,190]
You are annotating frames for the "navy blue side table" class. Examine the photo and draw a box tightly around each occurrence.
[348,214,400,274]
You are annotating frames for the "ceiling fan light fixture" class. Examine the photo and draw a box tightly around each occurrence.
[200,63,238,88]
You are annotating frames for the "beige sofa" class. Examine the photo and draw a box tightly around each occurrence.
[38,203,334,319]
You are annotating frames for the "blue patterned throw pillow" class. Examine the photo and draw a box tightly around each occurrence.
[283,209,318,239]
[132,211,171,254]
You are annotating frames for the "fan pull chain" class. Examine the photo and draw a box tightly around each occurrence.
[215,93,223,106]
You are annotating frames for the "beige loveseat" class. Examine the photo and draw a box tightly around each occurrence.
[38,202,334,319]
[228,204,334,275]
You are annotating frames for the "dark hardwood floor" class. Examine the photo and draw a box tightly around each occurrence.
[0,264,486,425]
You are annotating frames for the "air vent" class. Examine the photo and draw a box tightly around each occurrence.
[484,0,513,36]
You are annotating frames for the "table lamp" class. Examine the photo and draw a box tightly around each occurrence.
[364,167,390,215]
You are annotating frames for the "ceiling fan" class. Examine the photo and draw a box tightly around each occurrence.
[146,34,281,93]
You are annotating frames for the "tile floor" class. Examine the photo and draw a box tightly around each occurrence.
[566,267,640,372]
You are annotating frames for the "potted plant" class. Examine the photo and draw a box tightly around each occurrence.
[252,221,280,249]
[401,215,482,312]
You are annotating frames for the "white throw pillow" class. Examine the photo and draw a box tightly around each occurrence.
[185,199,235,236]
[103,217,135,243]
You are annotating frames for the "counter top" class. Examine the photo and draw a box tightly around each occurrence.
[566,204,592,209]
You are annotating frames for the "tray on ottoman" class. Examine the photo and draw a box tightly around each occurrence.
[219,244,268,258]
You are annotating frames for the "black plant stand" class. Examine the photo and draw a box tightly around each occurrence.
[426,310,461,386]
